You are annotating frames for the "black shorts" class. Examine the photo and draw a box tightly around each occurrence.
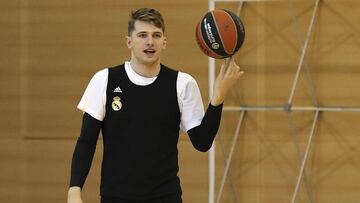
[101,193,182,203]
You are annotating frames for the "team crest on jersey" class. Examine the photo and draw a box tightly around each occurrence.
[112,96,122,111]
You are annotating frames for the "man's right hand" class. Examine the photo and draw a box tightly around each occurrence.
[67,186,83,203]
[211,57,244,106]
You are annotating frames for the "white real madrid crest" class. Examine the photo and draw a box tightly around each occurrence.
[112,96,122,111]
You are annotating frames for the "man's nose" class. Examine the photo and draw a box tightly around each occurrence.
[147,36,154,45]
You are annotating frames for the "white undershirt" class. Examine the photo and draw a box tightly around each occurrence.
[77,61,205,132]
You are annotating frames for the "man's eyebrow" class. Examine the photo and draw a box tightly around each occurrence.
[136,31,163,35]
[135,31,147,34]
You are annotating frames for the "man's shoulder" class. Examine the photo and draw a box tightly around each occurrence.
[178,71,195,81]
[160,63,178,73]
[108,63,125,71]
[160,64,193,78]
[91,68,108,81]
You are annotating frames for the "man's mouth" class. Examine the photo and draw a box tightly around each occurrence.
[144,49,156,54]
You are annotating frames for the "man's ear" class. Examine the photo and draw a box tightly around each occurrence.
[126,36,131,48]
[162,37,167,50]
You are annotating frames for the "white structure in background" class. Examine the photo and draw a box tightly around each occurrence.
[207,0,360,203]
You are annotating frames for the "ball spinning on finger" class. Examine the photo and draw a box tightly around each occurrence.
[195,9,245,59]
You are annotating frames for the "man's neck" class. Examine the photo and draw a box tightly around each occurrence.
[129,60,161,78]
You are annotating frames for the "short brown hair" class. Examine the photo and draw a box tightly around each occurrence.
[128,8,165,36]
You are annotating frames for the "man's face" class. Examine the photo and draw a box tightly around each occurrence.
[126,20,166,66]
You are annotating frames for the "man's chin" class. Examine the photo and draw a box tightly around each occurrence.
[142,58,160,65]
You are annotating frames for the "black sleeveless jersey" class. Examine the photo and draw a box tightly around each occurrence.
[101,64,181,200]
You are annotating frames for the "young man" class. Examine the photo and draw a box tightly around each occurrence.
[68,8,243,203]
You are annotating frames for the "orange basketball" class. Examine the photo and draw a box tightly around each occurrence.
[195,9,245,59]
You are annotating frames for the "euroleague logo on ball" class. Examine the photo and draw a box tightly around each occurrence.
[212,43,220,49]
[202,18,220,50]
[195,9,245,59]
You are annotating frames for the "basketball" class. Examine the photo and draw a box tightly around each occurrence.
[195,9,245,59]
